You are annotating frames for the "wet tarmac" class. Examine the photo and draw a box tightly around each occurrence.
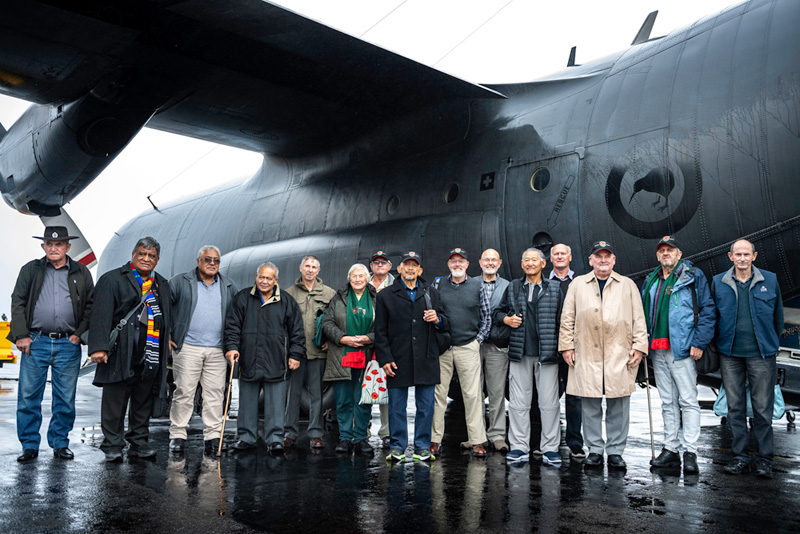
[0,365,798,533]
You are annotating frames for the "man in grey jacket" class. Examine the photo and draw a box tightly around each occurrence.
[168,245,238,455]
[478,248,510,453]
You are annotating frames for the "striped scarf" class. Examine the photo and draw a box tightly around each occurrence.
[132,265,162,379]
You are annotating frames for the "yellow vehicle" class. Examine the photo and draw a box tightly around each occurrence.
[0,321,17,366]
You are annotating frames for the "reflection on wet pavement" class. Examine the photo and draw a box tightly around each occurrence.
[0,372,798,533]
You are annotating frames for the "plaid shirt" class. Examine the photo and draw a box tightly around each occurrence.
[446,274,492,344]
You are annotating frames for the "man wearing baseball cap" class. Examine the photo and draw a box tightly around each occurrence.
[9,226,94,462]
[368,251,394,447]
[641,236,715,474]
[430,248,491,457]
[559,240,648,469]
[374,251,448,462]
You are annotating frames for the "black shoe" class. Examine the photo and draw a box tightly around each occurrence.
[169,438,185,453]
[683,452,699,474]
[583,452,603,467]
[650,448,681,468]
[104,450,123,463]
[381,436,391,449]
[268,442,284,454]
[335,440,354,453]
[17,449,38,463]
[53,447,74,460]
[752,458,773,479]
[355,440,374,454]
[233,440,256,451]
[205,439,220,455]
[128,445,156,459]
[607,454,627,469]
[724,458,749,475]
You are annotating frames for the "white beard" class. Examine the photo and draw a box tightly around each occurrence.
[450,268,466,278]
[481,267,498,275]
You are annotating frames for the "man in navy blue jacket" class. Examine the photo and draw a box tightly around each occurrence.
[712,239,784,479]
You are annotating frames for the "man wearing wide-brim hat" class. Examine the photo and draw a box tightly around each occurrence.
[8,226,94,462]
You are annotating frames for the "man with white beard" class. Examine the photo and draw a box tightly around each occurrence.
[430,248,492,457]
[478,249,510,453]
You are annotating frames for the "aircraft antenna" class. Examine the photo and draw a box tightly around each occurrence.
[145,145,221,210]
[360,0,408,37]
[631,11,658,45]
[433,0,515,67]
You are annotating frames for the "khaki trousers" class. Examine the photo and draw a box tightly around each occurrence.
[169,344,227,441]
[431,339,487,445]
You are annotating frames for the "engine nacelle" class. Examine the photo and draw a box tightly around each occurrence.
[0,92,155,215]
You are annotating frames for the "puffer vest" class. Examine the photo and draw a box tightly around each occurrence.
[507,278,561,364]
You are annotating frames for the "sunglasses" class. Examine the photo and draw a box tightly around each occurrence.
[202,257,221,265]
[371,260,389,266]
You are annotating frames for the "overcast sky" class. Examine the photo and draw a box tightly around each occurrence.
[0,0,738,316]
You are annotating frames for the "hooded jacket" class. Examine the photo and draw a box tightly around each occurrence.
[641,260,716,360]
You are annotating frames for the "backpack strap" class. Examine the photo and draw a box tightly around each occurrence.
[687,266,699,328]
[511,278,521,315]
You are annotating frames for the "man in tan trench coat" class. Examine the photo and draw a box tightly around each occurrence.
[559,241,648,470]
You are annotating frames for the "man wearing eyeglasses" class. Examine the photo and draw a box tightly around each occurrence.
[478,248,510,453]
[168,245,238,455]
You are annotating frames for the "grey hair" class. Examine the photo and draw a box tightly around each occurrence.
[521,247,545,261]
[197,245,221,260]
[299,255,320,268]
[730,239,755,254]
[347,263,370,279]
[257,262,279,277]
[132,237,160,257]
[552,243,572,255]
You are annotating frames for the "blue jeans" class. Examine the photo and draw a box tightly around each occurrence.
[333,372,371,442]
[651,349,701,453]
[17,333,82,449]
[720,354,776,463]
[388,385,435,451]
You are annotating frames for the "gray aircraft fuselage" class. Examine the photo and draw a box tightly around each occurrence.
[98,0,800,299]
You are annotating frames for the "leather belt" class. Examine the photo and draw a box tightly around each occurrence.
[36,331,72,339]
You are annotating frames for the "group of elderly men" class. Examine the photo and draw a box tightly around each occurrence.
[9,227,783,479]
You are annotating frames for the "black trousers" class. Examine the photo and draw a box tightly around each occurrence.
[100,373,157,452]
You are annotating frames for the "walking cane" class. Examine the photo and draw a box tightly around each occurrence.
[217,362,236,458]
[643,357,656,460]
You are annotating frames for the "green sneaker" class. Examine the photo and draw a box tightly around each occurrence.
[386,448,405,462]
[413,449,435,462]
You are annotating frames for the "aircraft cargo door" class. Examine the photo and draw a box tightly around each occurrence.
[503,154,581,278]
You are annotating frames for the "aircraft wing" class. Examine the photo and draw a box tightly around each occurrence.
[0,0,503,156]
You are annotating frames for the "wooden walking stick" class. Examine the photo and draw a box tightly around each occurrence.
[217,362,236,458]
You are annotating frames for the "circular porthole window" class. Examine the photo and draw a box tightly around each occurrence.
[530,167,551,192]
[386,195,399,215]
[442,183,459,204]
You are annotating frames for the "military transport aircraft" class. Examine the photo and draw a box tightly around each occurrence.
[1,0,799,405]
